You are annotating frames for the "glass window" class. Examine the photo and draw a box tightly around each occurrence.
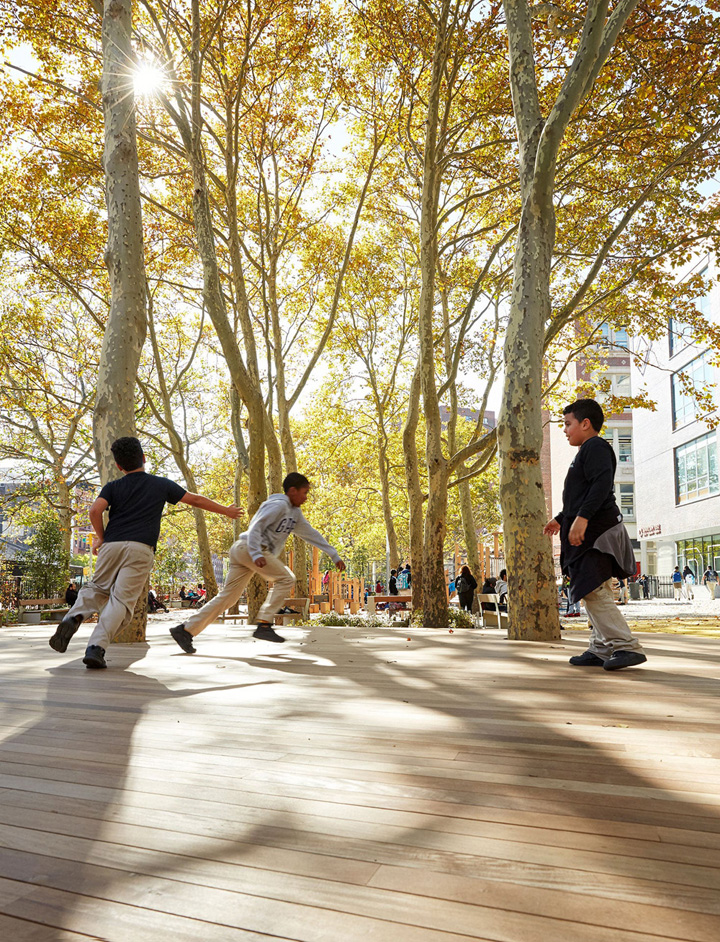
[618,432,632,463]
[613,327,629,349]
[669,317,694,357]
[614,373,631,397]
[671,351,715,430]
[698,267,712,318]
[675,432,720,504]
[619,482,635,519]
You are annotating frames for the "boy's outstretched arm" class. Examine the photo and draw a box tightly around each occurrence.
[180,492,244,519]
[89,497,109,553]
[294,516,345,570]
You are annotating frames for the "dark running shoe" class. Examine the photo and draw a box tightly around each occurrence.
[569,650,605,666]
[49,614,84,653]
[83,645,107,669]
[253,623,285,643]
[603,650,647,671]
[170,624,196,654]
[278,606,301,615]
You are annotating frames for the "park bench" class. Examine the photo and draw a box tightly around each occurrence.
[19,598,68,624]
[274,598,310,626]
[476,593,508,629]
[366,594,412,616]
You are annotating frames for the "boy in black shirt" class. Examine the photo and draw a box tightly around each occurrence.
[544,399,646,671]
[50,437,242,669]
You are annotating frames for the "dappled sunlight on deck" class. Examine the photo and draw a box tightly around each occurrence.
[1,623,720,940]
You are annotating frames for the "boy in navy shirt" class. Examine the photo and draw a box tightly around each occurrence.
[50,437,242,669]
[544,399,646,671]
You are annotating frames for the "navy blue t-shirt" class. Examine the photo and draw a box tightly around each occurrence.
[99,472,186,550]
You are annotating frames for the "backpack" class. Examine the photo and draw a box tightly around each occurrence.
[455,575,468,593]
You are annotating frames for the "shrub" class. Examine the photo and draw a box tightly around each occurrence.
[410,607,473,629]
[315,612,385,628]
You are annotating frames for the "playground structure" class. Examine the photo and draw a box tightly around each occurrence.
[288,547,365,615]
[283,537,503,615]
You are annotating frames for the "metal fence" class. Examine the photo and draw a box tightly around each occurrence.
[647,576,675,599]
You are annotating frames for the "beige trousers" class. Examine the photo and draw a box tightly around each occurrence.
[183,539,296,636]
[69,541,155,650]
[583,579,644,659]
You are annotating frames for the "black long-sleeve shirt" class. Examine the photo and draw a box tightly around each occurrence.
[555,436,618,526]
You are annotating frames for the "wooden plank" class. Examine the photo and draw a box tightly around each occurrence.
[3,624,720,941]
[0,832,709,942]
[0,913,97,941]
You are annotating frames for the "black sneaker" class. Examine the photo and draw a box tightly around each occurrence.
[569,650,605,666]
[170,624,196,654]
[253,623,285,643]
[603,650,647,671]
[83,645,107,669]
[49,614,83,653]
[278,606,301,615]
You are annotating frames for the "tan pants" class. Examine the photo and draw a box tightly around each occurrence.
[69,541,155,650]
[183,539,296,636]
[583,579,644,659]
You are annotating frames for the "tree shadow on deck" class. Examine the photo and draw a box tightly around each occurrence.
[3,625,720,938]
[0,638,277,939]
[185,626,720,929]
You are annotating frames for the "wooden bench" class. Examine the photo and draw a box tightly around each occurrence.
[218,612,248,624]
[19,598,68,624]
[274,598,310,626]
[476,593,508,629]
[366,594,412,615]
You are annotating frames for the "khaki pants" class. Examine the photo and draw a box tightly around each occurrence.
[69,541,155,650]
[183,539,296,637]
[583,579,644,659]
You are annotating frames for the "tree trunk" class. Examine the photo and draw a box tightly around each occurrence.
[378,437,400,571]
[403,364,424,611]
[55,476,73,563]
[96,0,148,642]
[498,198,560,642]
[417,14,451,629]
[458,475,481,611]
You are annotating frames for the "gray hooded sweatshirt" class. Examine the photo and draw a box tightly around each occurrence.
[241,492,340,563]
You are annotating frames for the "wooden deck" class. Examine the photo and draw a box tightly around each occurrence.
[1,622,720,942]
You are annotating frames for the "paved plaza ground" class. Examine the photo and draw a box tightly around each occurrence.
[1,617,720,941]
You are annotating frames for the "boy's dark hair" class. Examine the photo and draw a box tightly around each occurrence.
[283,472,310,492]
[563,398,604,432]
[499,569,507,580]
[111,437,144,471]
[391,569,397,575]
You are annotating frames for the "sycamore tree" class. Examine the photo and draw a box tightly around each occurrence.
[349,0,512,624]
[499,0,720,640]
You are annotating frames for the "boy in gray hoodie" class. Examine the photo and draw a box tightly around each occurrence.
[169,473,345,648]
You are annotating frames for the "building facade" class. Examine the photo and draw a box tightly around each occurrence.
[632,252,719,578]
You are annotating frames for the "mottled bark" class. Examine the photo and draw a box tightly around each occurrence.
[378,436,400,571]
[56,477,73,563]
[417,11,451,629]
[499,200,560,640]
[94,0,147,482]
[96,0,149,642]
[499,0,621,641]
[403,364,424,611]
